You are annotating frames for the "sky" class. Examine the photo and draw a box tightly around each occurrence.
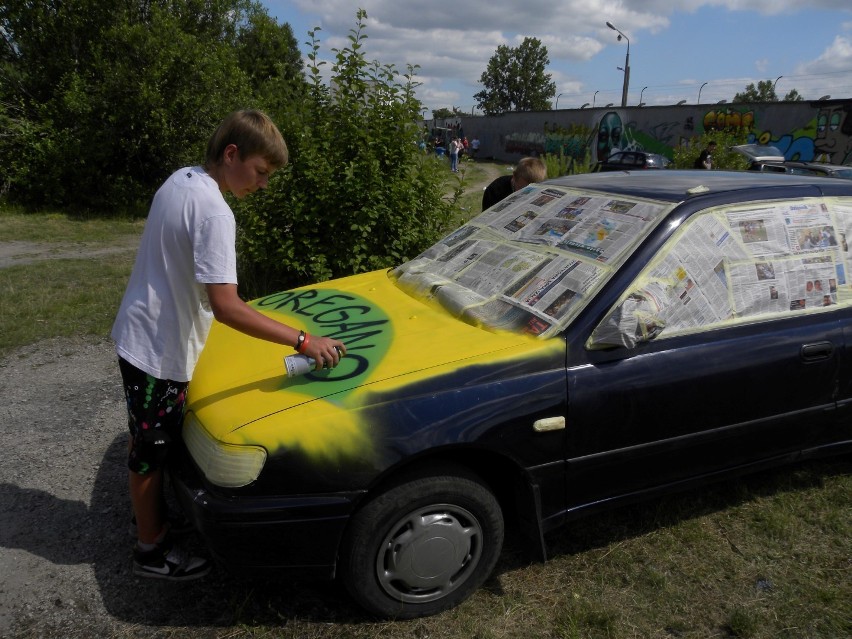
[260,0,852,114]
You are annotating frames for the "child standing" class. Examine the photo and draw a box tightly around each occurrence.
[112,110,346,580]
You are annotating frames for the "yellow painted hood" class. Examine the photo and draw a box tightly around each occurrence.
[188,269,558,444]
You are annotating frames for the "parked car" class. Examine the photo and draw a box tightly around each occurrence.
[592,150,672,172]
[732,143,852,179]
[172,170,852,619]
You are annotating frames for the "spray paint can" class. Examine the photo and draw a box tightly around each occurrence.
[283,346,341,378]
[283,354,316,378]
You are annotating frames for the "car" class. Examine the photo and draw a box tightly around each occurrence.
[731,143,852,179]
[171,170,852,619]
[753,160,852,180]
[592,150,672,172]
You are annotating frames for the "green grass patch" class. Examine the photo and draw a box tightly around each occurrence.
[0,207,145,243]
[0,207,142,354]
[0,255,135,354]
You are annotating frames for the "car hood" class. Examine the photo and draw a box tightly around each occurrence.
[188,269,562,446]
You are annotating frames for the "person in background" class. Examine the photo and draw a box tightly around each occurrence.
[481,157,547,210]
[471,136,481,159]
[112,110,346,581]
[694,141,717,169]
[449,137,463,172]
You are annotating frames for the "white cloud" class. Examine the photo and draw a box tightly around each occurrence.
[283,1,852,110]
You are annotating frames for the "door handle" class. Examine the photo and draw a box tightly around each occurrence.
[800,341,834,362]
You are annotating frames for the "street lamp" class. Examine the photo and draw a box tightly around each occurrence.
[580,103,590,109]
[555,93,563,109]
[773,75,783,97]
[698,81,708,104]
[593,90,599,107]
[639,86,647,105]
[606,21,630,108]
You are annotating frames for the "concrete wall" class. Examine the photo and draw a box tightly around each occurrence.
[429,99,852,167]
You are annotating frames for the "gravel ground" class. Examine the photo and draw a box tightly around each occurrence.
[0,335,360,638]
[0,244,359,637]
[0,335,142,637]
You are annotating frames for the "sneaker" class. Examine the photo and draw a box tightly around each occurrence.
[129,510,194,537]
[133,539,211,581]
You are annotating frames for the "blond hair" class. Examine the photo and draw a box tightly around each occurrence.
[205,110,289,170]
[513,157,547,186]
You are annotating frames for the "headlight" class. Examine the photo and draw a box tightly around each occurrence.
[183,413,267,488]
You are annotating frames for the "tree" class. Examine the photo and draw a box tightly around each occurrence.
[233,10,460,294]
[733,80,804,103]
[431,107,455,119]
[733,80,777,103]
[474,37,556,115]
[237,11,306,111]
[0,0,305,211]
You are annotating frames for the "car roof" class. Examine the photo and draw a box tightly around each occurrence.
[544,170,852,203]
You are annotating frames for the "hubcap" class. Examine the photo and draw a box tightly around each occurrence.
[376,504,483,603]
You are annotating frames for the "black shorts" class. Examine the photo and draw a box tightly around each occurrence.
[118,357,188,475]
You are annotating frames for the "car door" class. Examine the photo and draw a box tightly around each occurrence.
[560,198,844,509]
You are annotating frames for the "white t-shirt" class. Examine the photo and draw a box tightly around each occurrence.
[112,167,237,382]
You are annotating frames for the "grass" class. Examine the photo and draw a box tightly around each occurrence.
[0,209,141,354]
[443,157,511,224]
[1,205,850,638]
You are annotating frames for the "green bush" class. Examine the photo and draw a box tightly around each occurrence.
[233,10,460,296]
[673,129,751,170]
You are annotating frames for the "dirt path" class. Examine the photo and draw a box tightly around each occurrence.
[0,239,140,270]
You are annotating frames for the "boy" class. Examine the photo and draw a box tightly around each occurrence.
[112,110,346,580]
[481,156,547,211]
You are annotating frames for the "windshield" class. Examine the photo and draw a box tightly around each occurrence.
[391,183,673,337]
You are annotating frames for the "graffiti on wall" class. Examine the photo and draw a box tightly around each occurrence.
[498,100,852,167]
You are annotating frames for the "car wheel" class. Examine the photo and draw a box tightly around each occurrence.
[339,466,504,619]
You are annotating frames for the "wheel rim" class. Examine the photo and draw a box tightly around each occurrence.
[375,503,484,604]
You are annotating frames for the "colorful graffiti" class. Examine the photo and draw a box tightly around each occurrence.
[495,100,852,168]
[814,103,852,164]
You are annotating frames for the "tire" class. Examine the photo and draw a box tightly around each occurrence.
[339,467,504,619]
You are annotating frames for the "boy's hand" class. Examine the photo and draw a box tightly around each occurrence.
[303,335,346,370]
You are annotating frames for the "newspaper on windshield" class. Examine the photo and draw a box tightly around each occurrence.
[393,184,671,337]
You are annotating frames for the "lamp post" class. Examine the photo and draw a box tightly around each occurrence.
[593,90,599,107]
[698,81,707,104]
[773,75,783,98]
[606,21,630,108]
[555,93,563,109]
[639,86,647,105]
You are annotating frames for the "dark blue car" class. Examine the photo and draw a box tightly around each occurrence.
[173,170,852,618]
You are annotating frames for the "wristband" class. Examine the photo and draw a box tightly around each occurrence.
[301,333,312,353]
[294,330,306,352]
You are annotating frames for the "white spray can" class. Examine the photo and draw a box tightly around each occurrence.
[283,346,341,378]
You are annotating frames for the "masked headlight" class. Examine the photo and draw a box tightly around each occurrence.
[183,413,267,488]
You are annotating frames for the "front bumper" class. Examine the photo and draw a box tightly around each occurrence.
[170,457,366,580]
